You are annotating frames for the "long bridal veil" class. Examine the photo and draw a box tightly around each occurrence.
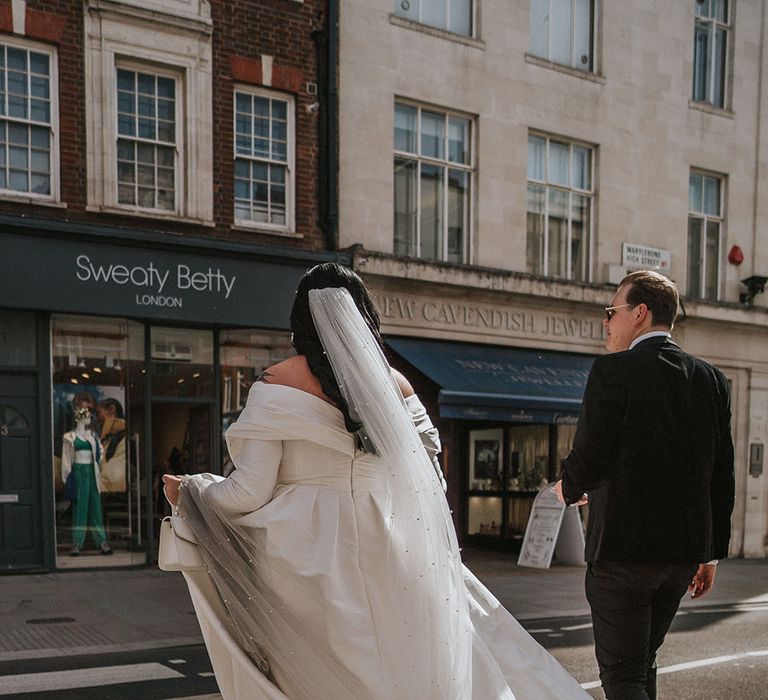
[308,287,473,698]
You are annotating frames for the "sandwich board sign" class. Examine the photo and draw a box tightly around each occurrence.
[517,482,585,569]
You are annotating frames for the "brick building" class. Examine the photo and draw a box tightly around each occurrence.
[0,0,343,572]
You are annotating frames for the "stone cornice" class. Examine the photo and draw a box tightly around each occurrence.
[351,248,768,332]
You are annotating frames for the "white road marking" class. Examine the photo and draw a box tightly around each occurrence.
[560,622,593,631]
[527,628,553,633]
[0,662,183,695]
[197,671,215,677]
[677,604,768,615]
[168,658,187,664]
[581,649,768,689]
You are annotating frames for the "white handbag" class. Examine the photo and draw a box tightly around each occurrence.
[158,515,205,571]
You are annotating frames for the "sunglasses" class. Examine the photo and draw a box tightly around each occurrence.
[604,303,633,321]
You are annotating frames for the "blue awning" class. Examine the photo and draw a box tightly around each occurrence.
[387,337,597,424]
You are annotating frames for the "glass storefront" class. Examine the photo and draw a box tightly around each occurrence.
[51,314,292,568]
[52,315,145,567]
[466,422,577,548]
[219,329,294,475]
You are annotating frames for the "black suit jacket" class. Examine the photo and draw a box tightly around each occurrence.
[562,336,735,563]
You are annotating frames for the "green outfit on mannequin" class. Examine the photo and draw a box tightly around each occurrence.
[62,406,113,557]
[71,435,108,551]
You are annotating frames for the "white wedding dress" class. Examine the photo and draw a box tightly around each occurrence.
[177,382,589,699]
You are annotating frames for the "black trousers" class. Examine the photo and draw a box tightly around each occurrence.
[585,560,698,700]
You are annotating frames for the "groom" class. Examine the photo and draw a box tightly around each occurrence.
[554,270,735,700]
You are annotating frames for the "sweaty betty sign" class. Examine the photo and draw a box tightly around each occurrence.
[75,254,237,309]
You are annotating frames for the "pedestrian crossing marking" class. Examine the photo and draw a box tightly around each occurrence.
[0,662,183,695]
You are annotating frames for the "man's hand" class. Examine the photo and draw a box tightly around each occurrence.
[552,479,588,506]
[689,563,717,599]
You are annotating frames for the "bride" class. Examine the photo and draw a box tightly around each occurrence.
[162,263,589,699]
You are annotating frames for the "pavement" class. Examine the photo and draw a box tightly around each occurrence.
[1,552,767,663]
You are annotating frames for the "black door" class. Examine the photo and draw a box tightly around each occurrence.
[0,373,42,570]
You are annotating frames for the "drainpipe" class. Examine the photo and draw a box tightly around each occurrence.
[750,0,766,278]
[314,0,339,251]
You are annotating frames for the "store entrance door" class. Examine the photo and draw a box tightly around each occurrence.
[0,373,42,570]
[150,401,213,543]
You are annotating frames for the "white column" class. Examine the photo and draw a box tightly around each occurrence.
[743,371,768,558]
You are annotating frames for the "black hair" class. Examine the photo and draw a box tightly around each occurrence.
[290,262,384,434]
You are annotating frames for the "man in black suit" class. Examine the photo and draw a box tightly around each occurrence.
[553,270,735,700]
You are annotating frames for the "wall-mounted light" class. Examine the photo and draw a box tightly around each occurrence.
[739,275,768,308]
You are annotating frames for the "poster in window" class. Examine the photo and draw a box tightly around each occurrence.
[474,440,500,480]
[468,428,504,489]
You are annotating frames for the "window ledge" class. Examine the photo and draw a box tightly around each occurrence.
[0,194,67,209]
[389,15,485,50]
[688,100,734,119]
[231,223,303,239]
[525,53,605,84]
[86,205,215,227]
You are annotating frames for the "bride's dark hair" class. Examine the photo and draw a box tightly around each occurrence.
[290,262,384,434]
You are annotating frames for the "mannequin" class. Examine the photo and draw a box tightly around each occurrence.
[61,407,113,556]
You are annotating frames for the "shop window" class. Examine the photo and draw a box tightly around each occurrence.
[394,101,473,263]
[467,496,502,536]
[0,309,37,366]
[506,424,550,492]
[466,423,577,547]
[219,329,293,474]
[0,38,58,202]
[51,315,145,567]
[234,87,295,231]
[467,428,504,535]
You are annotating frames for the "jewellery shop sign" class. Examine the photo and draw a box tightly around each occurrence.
[0,232,305,327]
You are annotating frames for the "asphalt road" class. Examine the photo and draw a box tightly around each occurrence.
[1,601,766,699]
[534,600,768,699]
[0,645,219,700]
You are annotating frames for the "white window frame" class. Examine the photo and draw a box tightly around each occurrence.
[393,0,475,38]
[114,60,183,215]
[233,85,295,233]
[84,1,213,223]
[0,36,59,204]
[393,99,475,264]
[687,169,724,301]
[528,0,596,73]
[526,131,595,282]
[692,0,730,109]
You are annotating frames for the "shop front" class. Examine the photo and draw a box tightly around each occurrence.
[387,337,595,551]
[0,222,346,572]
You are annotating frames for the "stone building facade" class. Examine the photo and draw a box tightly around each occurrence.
[339,0,768,558]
